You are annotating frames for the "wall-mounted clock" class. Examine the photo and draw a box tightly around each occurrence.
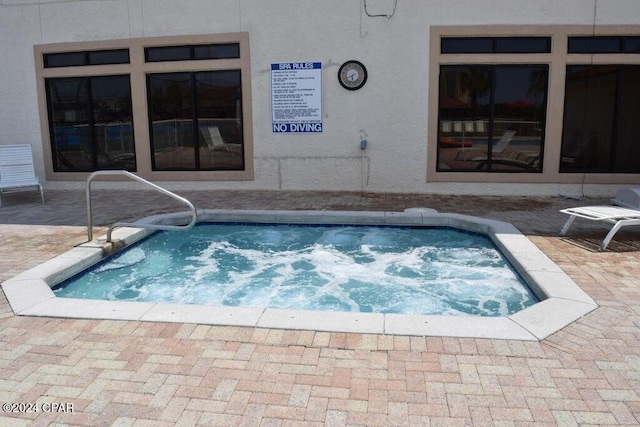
[338,60,368,90]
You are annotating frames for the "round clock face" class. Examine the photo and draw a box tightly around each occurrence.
[338,60,367,90]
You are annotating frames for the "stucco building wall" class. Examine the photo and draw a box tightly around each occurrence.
[1,0,639,195]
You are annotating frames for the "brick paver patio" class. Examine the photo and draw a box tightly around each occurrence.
[1,189,639,426]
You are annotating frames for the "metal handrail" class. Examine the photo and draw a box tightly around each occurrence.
[86,170,197,243]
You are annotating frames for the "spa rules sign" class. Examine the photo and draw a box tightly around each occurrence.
[271,62,322,133]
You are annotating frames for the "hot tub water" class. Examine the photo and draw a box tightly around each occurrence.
[54,224,538,317]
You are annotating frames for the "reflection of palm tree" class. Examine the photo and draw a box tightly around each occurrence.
[459,68,491,108]
[527,68,548,121]
[527,68,547,99]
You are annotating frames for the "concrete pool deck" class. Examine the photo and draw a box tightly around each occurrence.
[1,189,640,425]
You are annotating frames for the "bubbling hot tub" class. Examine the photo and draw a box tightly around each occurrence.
[1,208,597,340]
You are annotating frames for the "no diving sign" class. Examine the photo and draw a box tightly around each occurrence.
[271,62,322,133]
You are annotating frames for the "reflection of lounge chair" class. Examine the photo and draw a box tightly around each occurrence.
[464,121,474,133]
[559,188,640,251]
[439,120,473,148]
[561,131,597,168]
[455,130,516,161]
[201,126,231,152]
[475,153,540,172]
[0,144,45,207]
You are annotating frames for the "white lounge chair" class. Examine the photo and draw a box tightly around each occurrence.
[559,205,640,251]
[0,144,45,207]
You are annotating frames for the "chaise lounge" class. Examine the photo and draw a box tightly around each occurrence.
[559,188,640,251]
[0,144,45,207]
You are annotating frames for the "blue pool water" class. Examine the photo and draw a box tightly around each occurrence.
[54,224,539,317]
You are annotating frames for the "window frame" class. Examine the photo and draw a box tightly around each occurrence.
[35,33,253,182]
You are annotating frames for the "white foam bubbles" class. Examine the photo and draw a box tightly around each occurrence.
[56,224,538,316]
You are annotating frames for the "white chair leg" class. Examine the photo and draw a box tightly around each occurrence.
[600,221,624,251]
[559,216,576,236]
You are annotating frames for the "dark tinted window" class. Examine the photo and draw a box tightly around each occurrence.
[145,46,192,62]
[623,37,640,53]
[145,43,240,62]
[568,37,620,53]
[44,52,85,68]
[147,70,244,171]
[44,49,129,68]
[45,75,136,172]
[437,65,548,173]
[193,44,240,60]
[494,37,551,53]
[561,65,640,173]
[87,49,130,65]
[441,38,493,53]
[442,37,551,54]
[568,36,640,54]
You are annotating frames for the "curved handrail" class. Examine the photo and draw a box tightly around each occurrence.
[86,170,197,243]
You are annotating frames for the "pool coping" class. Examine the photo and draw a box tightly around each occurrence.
[1,208,598,341]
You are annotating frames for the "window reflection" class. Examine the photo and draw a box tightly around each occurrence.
[441,37,551,54]
[45,75,135,172]
[145,44,240,62]
[437,65,547,172]
[561,65,640,173]
[147,71,244,171]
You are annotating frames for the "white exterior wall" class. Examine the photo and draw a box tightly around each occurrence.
[1,0,640,195]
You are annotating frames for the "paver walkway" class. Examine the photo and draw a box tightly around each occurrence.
[1,189,639,426]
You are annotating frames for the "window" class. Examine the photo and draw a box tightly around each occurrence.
[561,65,640,173]
[37,33,252,180]
[568,36,640,54]
[437,65,547,172]
[441,37,551,54]
[147,71,243,171]
[431,27,640,185]
[43,49,130,68]
[145,43,240,62]
[45,75,135,172]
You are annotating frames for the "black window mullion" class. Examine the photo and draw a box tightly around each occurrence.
[487,66,496,170]
[609,66,622,171]
[87,77,98,169]
[191,73,201,169]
